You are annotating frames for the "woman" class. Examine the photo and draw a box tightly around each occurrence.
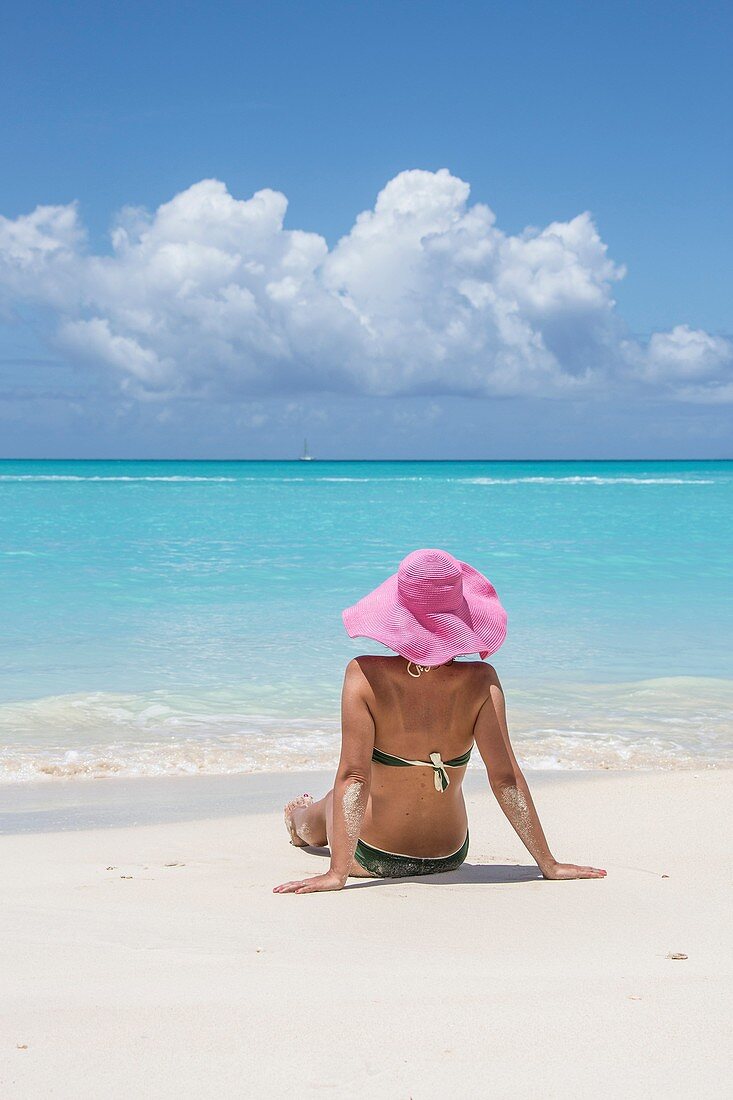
[274,548,606,894]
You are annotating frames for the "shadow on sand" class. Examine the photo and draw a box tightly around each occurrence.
[301,845,543,887]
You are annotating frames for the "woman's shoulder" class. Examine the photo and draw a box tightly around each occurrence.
[345,655,496,675]
[343,654,394,676]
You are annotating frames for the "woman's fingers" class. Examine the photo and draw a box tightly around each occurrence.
[274,869,346,894]
[274,873,343,893]
[545,862,607,879]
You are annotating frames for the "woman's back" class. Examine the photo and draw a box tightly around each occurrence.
[355,655,489,857]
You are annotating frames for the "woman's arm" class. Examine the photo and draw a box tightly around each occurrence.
[275,658,375,893]
[327,659,375,883]
[474,667,606,880]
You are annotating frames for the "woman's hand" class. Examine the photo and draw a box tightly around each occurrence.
[541,860,607,880]
[273,869,347,894]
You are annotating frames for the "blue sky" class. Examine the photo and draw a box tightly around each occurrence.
[0,0,730,458]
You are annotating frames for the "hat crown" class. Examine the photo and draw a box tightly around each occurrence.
[397,549,464,613]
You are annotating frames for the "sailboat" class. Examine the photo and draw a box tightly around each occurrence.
[299,437,314,461]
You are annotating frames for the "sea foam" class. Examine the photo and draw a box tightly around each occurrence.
[0,678,729,783]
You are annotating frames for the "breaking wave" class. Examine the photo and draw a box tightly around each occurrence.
[0,677,729,783]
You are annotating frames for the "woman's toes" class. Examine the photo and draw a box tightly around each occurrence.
[284,795,314,846]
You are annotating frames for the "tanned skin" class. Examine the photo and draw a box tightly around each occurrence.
[274,656,606,893]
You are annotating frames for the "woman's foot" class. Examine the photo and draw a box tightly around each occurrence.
[284,794,314,846]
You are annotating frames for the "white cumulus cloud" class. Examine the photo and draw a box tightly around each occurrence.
[621,324,733,402]
[0,169,730,402]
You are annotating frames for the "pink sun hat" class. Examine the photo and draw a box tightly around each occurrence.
[341,548,507,664]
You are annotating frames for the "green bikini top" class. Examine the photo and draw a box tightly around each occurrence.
[371,745,473,793]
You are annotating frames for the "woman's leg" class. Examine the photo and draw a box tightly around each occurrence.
[284,789,375,877]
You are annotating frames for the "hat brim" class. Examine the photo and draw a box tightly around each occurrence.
[341,561,507,664]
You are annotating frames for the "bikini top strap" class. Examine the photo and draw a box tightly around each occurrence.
[371,746,413,768]
[371,745,473,768]
[444,747,473,768]
[370,745,472,792]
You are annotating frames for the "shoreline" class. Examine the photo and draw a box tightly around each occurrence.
[1,767,730,1097]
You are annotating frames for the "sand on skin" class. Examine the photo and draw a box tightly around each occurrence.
[0,769,731,1099]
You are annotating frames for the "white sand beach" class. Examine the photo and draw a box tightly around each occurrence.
[1,768,730,1099]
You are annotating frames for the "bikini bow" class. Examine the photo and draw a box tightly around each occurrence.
[429,752,450,793]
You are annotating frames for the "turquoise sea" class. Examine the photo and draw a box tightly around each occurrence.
[0,459,731,780]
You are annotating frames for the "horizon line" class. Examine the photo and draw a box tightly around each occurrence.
[0,456,731,463]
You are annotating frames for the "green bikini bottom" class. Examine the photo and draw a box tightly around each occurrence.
[353,830,469,879]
